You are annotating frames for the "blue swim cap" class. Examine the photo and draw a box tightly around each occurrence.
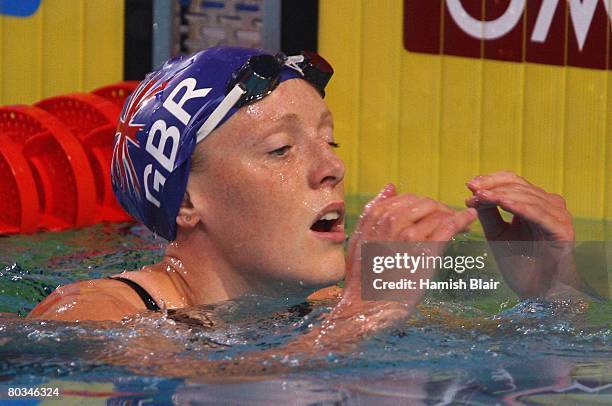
[111,46,332,241]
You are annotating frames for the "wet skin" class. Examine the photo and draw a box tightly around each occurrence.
[174,79,347,296]
[28,81,580,325]
[29,80,349,320]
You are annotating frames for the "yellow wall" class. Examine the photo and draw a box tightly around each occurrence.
[0,0,124,105]
[319,0,611,238]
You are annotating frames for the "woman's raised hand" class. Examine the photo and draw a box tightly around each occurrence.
[465,171,580,298]
[311,184,477,348]
[342,183,477,305]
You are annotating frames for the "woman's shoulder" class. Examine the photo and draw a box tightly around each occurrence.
[27,276,153,322]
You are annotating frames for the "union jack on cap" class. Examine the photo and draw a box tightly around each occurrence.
[111,69,171,206]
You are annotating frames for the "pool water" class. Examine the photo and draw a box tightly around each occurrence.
[0,219,610,404]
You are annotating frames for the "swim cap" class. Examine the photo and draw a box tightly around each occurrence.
[111,46,332,241]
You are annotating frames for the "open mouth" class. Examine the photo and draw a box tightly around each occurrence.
[310,203,345,235]
[310,211,342,232]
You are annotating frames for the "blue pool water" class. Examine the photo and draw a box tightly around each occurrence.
[0,222,610,404]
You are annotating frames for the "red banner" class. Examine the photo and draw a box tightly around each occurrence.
[404,0,611,70]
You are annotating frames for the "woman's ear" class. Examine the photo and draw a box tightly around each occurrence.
[176,191,201,228]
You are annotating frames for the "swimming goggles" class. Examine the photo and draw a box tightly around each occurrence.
[195,51,333,144]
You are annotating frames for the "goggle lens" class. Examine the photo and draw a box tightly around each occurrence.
[231,51,333,108]
[301,51,333,97]
[197,51,334,144]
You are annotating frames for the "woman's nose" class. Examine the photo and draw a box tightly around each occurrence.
[308,141,345,189]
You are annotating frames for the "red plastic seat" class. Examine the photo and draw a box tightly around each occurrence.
[82,125,132,222]
[35,93,121,140]
[0,136,39,234]
[35,93,132,223]
[92,81,140,110]
[0,106,96,233]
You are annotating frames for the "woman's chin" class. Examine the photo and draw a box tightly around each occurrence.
[297,266,346,291]
[263,271,343,299]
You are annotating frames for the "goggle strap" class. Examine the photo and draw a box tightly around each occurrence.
[196,83,246,144]
[284,55,305,75]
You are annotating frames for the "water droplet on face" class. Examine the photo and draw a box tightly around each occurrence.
[245,104,263,118]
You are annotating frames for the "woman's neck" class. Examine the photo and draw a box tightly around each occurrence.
[161,232,286,305]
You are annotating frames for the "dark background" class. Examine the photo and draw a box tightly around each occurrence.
[124,0,319,80]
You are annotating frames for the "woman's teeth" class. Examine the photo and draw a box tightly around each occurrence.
[311,211,341,232]
[320,211,340,221]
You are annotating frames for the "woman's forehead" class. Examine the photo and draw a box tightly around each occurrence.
[238,80,331,129]
[204,80,332,150]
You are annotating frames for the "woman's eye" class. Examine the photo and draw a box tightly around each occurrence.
[328,141,340,149]
[269,145,292,156]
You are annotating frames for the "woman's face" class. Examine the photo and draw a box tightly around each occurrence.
[186,80,346,292]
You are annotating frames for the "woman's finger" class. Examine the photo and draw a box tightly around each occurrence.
[429,208,478,241]
[466,171,532,193]
[348,183,397,261]
[473,189,569,223]
[486,183,561,208]
[352,193,421,244]
[344,184,398,300]
[489,199,574,240]
[399,210,454,241]
[361,184,397,217]
[373,197,450,238]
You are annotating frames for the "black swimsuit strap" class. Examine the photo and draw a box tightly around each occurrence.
[109,277,161,311]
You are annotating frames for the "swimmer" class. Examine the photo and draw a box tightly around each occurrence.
[28,47,580,332]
